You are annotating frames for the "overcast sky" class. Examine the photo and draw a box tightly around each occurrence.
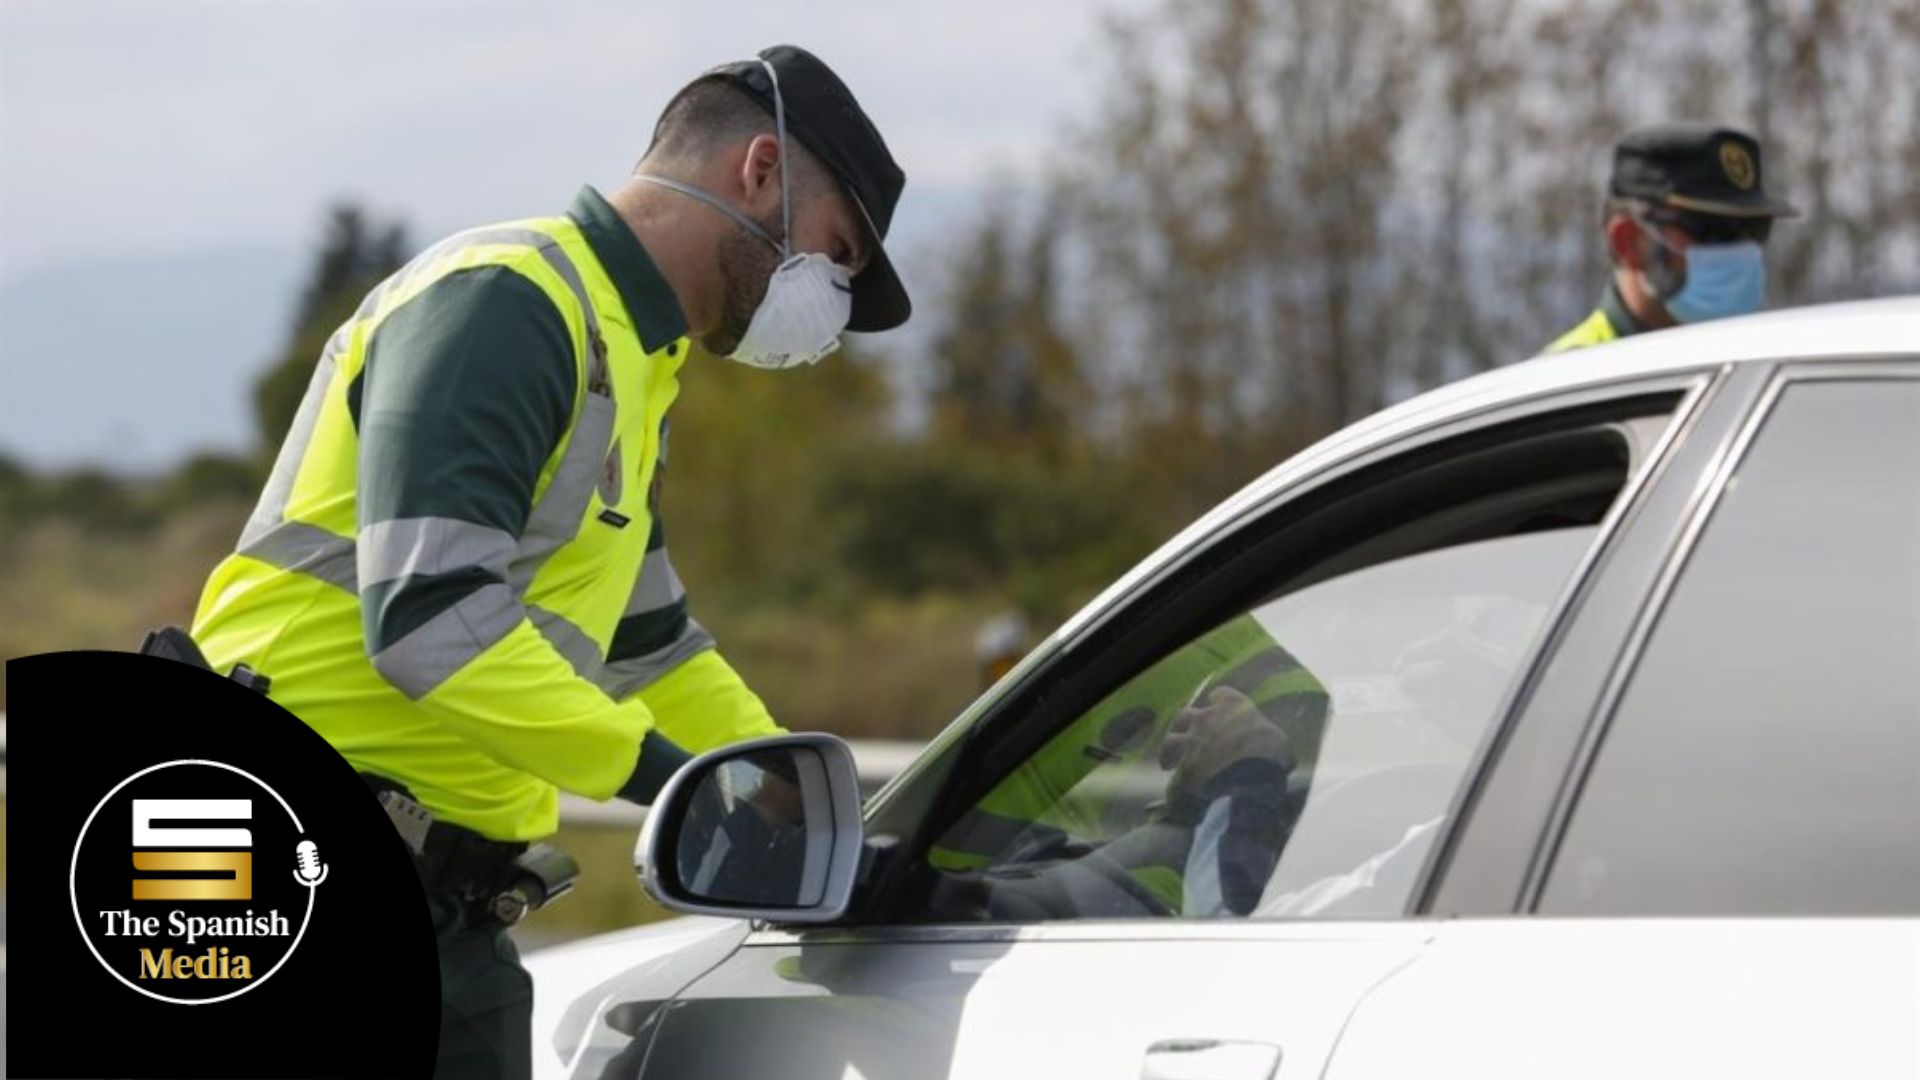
[0,0,1144,472]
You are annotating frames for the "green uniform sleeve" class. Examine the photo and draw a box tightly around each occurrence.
[352,264,682,802]
[593,433,785,751]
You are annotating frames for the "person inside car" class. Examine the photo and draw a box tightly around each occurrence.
[926,623,1326,920]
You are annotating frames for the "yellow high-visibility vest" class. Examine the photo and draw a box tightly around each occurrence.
[1540,307,1621,354]
[1540,282,1647,356]
[190,206,779,841]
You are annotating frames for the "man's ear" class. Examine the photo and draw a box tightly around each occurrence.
[1604,213,1644,271]
[737,133,783,208]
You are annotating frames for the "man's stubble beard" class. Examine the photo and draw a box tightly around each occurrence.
[700,211,784,357]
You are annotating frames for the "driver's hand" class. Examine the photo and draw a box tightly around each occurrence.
[1160,686,1294,805]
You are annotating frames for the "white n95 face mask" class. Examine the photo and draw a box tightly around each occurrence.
[729,251,853,368]
[632,58,856,370]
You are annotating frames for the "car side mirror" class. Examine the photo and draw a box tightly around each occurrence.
[635,733,864,923]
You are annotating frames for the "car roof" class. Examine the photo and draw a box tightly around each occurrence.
[1054,295,1919,644]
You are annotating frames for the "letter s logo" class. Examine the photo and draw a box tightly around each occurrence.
[131,799,253,901]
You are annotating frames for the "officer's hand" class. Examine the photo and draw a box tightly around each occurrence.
[1160,686,1294,806]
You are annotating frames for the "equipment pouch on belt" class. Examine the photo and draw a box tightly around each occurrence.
[137,623,273,694]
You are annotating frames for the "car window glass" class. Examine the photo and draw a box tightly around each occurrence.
[923,527,1600,922]
[910,394,1668,924]
[1542,378,1920,915]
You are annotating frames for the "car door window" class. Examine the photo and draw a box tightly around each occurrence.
[913,402,1679,923]
[1542,376,1920,915]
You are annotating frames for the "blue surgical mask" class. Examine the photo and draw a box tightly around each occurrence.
[1640,225,1767,323]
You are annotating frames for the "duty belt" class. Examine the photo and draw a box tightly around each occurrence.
[358,770,528,904]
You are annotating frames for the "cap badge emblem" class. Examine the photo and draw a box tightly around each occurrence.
[1720,142,1757,190]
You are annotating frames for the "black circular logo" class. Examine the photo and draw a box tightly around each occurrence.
[70,759,322,1004]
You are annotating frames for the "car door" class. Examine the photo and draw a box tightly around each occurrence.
[1326,359,1920,1080]
[595,369,1721,1080]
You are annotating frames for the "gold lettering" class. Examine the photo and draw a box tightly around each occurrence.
[139,948,172,978]
[136,946,253,979]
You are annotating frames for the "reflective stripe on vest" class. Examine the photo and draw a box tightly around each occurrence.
[598,615,717,702]
[594,545,717,699]
[232,226,617,688]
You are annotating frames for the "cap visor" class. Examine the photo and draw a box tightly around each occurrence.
[1663,192,1801,218]
[847,244,910,332]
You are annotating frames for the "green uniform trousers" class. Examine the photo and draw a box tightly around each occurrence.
[428,886,532,1080]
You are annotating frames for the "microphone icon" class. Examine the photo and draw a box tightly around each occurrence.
[294,839,329,887]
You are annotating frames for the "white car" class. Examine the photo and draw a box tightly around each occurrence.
[526,296,1920,1080]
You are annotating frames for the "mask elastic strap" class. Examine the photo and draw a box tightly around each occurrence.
[630,174,782,254]
[757,57,793,261]
[1628,206,1674,255]
[1627,206,1685,298]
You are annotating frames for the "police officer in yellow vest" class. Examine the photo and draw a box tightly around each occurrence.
[1540,122,1798,355]
[185,44,908,1079]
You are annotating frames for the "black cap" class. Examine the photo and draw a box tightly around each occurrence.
[1609,121,1799,219]
[666,45,910,333]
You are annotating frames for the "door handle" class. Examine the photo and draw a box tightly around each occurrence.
[1141,1038,1282,1080]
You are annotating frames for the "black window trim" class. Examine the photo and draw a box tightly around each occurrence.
[1522,356,1920,913]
